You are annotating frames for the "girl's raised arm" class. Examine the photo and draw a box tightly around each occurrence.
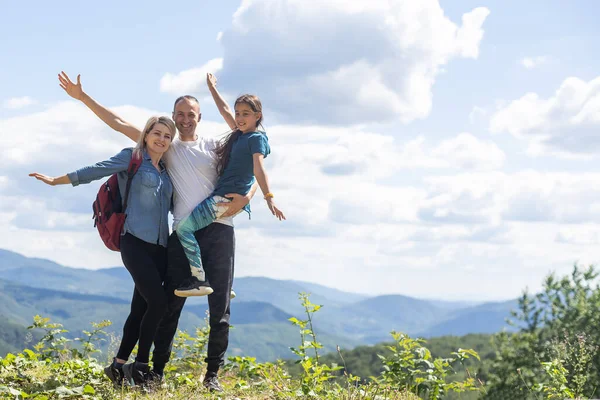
[207,73,237,131]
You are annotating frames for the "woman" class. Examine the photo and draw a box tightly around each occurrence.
[29,115,175,387]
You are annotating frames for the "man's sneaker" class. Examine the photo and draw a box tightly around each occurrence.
[230,289,236,299]
[174,276,214,297]
[122,361,150,386]
[143,371,164,390]
[147,370,163,383]
[203,371,223,392]
[103,359,125,387]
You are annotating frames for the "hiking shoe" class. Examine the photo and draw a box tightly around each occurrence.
[143,370,164,390]
[174,276,214,297]
[122,361,150,386]
[203,371,223,392]
[103,359,125,387]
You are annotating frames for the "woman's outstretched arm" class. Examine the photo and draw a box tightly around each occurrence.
[28,173,71,186]
[58,71,142,142]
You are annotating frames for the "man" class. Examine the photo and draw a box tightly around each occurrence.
[58,72,253,392]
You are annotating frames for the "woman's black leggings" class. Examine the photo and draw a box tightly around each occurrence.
[116,233,168,364]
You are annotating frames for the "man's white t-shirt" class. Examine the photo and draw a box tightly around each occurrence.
[164,136,233,229]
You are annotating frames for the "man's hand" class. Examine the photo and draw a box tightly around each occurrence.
[218,193,250,217]
[58,71,83,100]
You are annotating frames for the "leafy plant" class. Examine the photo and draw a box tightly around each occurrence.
[378,331,480,399]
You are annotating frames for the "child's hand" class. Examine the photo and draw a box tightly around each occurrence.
[267,198,286,221]
[206,73,217,89]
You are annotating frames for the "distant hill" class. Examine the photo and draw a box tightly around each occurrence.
[0,278,357,362]
[418,300,518,337]
[0,318,44,356]
[287,280,368,305]
[0,248,518,362]
[186,301,293,325]
[0,249,134,300]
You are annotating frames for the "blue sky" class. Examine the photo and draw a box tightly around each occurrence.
[2,0,600,301]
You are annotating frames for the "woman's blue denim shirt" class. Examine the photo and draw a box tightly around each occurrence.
[67,148,172,247]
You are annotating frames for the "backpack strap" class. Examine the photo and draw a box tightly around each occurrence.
[122,150,142,212]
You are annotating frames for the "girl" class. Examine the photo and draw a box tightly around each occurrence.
[174,73,285,297]
[29,116,175,387]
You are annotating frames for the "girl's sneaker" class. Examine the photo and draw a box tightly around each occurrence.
[174,276,214,297]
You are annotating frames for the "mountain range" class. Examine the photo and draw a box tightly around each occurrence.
[0,248,517,361]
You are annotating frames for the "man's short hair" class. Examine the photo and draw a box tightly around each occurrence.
[173,95,200,112]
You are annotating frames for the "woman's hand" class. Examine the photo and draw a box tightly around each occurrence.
[266,198,286,221]
[58,71,83,100]
[207,73,217,89]
[29,173,59,186]
[29,173,70,186]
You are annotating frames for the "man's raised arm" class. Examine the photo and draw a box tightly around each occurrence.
[58,71,142,142]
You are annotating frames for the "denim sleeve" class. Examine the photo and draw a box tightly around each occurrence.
[68,148,132,187]
[248,134,270,158]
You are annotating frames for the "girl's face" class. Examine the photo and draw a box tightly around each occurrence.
[235,102,261,133]
[144,123,173,155]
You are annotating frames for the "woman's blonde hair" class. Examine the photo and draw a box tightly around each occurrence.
[134,116,176,157]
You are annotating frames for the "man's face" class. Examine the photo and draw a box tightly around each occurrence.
[173,98,201,140]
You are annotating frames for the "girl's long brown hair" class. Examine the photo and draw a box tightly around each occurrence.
[215,94,263,175]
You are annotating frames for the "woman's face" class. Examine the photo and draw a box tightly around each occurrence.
[144,123,173,155]
[235,102,261,133]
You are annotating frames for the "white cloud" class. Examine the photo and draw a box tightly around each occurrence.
[430,133,505,170]
[3,96,37,110]
[160,58,223,94]
[556,226,600,245]
[490,76,600,156]
[422,171,600,226]
[4,100,600,300]
[468,106,488,124]
[1,102,141,169]
[160,0,490,125]
[520,56,548,70]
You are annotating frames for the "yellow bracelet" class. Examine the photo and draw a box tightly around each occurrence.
[264,193,274,199]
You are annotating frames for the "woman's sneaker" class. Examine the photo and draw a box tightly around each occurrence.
[174,276,214,297]
[122,361,150,386]
[103,358,125,387]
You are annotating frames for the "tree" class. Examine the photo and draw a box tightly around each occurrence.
[484,264,600,399]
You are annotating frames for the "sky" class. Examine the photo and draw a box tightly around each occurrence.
[1,0,600,301]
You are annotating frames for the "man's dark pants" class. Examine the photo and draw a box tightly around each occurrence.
[151,222,235,374]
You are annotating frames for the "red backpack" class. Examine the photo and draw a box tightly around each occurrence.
[92,151,142,251]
